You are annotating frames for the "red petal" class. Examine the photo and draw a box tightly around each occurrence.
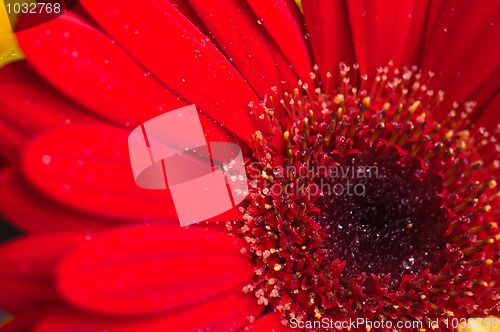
[0,61,96,163]
[0,168,121,232]
[20,122,247,223]
[0,61,97,137]
[422,0,500,117]
[80,0,266,143]
[16,13,185,129]
[0,120,26,164]
[22,124,179,223]
[0,278,57,314]
[465,64,500,113]
[189,0,298,97]
[166,1,227,64]
[56,225,255,316]
[34,289,262,332]
[15,17,241,145]
[399,0,431,67]
[0,232,91,279]
[474,93,500,131]
[245,0,313,82]
[302,0,356,91]
[168,0,212,37]
[423,0,447,51]
[347,0,415,77]
[0,232,90,313]
[244,312,292,331]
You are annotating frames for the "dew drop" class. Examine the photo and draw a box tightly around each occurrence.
[41,155,51,164]
[403,257,415,269]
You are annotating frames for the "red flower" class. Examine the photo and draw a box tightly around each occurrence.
[0,0,499,331]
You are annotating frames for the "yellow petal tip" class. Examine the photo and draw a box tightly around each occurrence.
[0,0,25,67]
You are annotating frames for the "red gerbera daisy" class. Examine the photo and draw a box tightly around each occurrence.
[0,0,499,331]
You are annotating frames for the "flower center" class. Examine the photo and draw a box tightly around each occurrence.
[235,64,499,325]
[313,147,447,284]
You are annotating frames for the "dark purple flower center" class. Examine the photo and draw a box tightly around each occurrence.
[313,147,448,285]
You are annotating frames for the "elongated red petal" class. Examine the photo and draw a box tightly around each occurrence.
[347,0,414,77]
[0,232,90,313]
[22,124,179,222]
[474,93,500,131]
[80,0,267,142]
[0,168,120,232]
[16,13,186,129]
[56,226,255,316]
[423,0,446,51]
[422,0,500,117]
[0,62,97,137]
[168,0,212,37]
[14,16,243,146]
[0,278,57,314]
[465,65,500,115]
[0,120,26,164]
[0,61,96,163]
[302,0,356,91]
[21,123,248,223]
[244,312,292,331]
[0,232,91,279]
[400,0,431,67]
[189,0,298,97]
[245,0,313,82]
[34,289,262,332]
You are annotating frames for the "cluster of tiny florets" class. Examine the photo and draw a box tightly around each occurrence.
[229,63,500,331]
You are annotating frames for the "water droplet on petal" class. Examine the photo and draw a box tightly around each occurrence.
[42,155,51,164]
[403,257,415,269]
